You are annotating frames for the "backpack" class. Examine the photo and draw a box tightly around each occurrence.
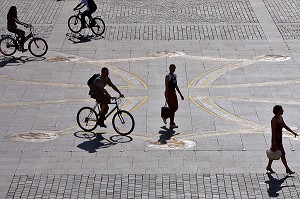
[88,0,97,11]
[87,73,100,88]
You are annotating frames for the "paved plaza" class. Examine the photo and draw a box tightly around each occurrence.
[1,0,300,198]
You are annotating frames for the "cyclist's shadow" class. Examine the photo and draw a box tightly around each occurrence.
[75,131,132,153]
[0,55,45,67]
[66,32,103,44]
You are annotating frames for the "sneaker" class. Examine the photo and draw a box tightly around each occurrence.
[96,120,107,128]
[162,117,167,124]
[170,123,178,128]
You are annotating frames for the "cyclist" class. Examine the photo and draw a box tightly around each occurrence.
[89,67,124,128]
[73,0,97,29]
[7,6,30,51]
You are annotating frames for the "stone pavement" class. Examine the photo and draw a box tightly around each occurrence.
[1,0,300,198]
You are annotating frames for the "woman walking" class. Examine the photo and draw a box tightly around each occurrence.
[266,105,298,174]
[163,64,184,128]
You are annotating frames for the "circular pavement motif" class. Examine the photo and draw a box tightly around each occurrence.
[6,131,59,142]
[149,51,185,57]
[258,55,291,62]
[145,138,196,150]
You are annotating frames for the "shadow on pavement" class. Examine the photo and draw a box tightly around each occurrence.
[158,126,180,144]
[0,55,45,67]
[66,33,104,44]
[75,131,132,153]
[265,173,294,197]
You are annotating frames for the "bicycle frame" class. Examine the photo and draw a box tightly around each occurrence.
[92,98,121,120]
[7,26,35,47]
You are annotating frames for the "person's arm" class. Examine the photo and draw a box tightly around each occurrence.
[175,85,184,100]
[271,118,278,150]
[111,84,123,97]
[165,75,168,102]
[283,118,298,137]
[14,17,29,27]
[74,3,85,10]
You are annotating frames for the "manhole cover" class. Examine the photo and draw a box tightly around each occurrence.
[150,51,185,58]
[145,138,196,150]
[6,131,58,142]
[258,55,291,62]
[45,56,80,62]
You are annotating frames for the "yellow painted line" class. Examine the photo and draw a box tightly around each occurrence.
[187,65,225,88]
[208,79,300,88]
[189,96,266,130]
[213,96,300,106]
[0,98,90,108]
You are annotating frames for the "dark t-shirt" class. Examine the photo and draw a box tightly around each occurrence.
[89,76,113,96]
[7,15,17,30]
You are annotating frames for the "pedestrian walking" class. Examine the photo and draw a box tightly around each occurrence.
[266,105,298,174]
[162,64,184,128]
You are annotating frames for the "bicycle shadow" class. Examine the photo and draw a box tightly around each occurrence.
[158,126,180,144]
[0,55,45,67]
[66,32,104,44]
[75,131,132,153]
[265,173,294,197]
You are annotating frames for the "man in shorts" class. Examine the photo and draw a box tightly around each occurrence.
[89,67,124,127]
[73,0,97,29]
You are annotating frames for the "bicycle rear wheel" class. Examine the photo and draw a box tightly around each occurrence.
[77,107,98,132]
[112,110,135,135]
[28,38,48,57]
[0,37,17,56]
[68,15,82,33]
[91,17,105,36]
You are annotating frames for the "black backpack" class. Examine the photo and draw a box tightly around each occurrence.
[88,0,97,11]
[87,73,100,87]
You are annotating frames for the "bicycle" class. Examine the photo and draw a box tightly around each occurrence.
[76,96,135,135]
[0,25,48,57]
[68,9,105,36]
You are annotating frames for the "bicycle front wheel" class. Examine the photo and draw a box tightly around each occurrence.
[91,17,105,36]
[112,110,135,135]
[77,107,98,132]
[0,37,17,56]
[28,38,48,57]
[68,15,82,33]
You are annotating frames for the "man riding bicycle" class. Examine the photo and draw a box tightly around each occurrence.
[89,67,124,128]
[73,0,97,29]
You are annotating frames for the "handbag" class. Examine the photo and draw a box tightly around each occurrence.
[266,149,282,160]
[161,102,171,118]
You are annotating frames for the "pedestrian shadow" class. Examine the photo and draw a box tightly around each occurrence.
[158,126,180,144]
[265,173,294,197]
[0,55,45,67]
[66,32,104,44]
[75,131,132,153]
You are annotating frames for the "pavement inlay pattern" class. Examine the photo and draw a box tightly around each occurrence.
[6,174,300,199]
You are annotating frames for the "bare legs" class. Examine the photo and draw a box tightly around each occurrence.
[266,155,294,174]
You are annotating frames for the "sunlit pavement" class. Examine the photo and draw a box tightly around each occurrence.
[1,0,300,198]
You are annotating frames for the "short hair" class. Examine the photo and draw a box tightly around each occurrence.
[169,64,176,68]
[101,67,108,74]
[273,105,282,114]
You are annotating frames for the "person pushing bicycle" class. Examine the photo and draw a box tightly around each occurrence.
[73,0,97,29]
[7,6,30,52]
[89,67,124,128]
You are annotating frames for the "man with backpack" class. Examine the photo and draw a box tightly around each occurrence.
[88,67,124,128]
[73,0,97,29]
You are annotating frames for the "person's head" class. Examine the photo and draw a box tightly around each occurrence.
[273,105,283,115]
[8,6,17,16]
[101,67,109,77]
[169,64,176,73]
